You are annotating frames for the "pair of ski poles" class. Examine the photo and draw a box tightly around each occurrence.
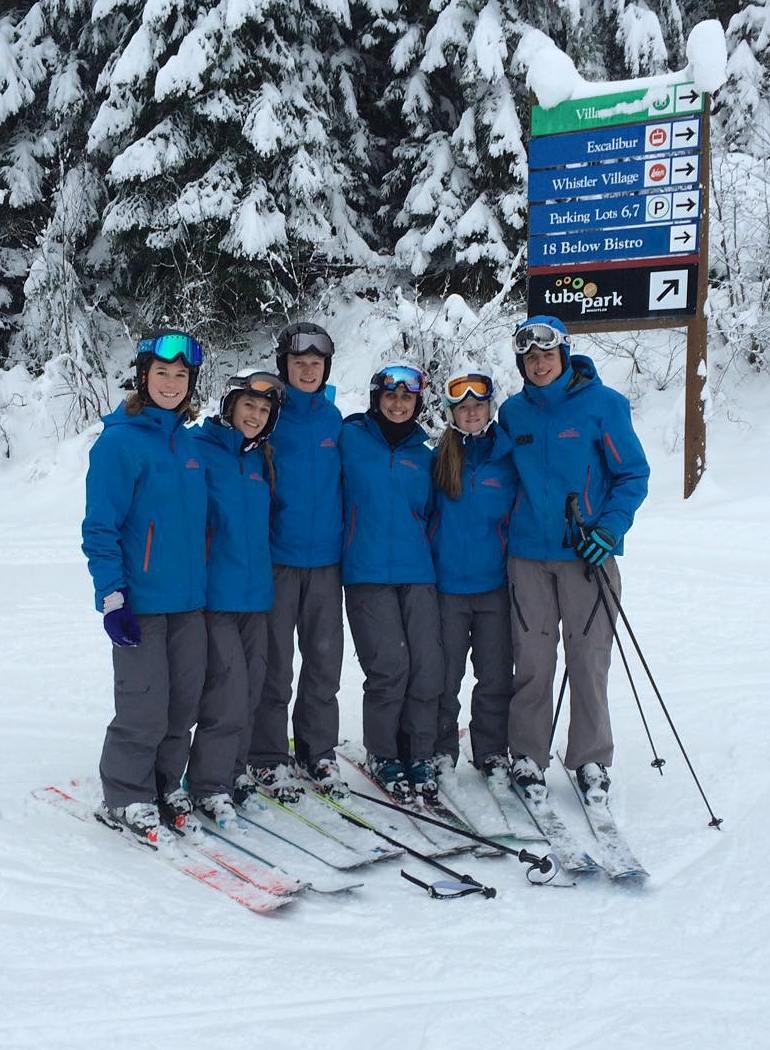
[551,494,722,830]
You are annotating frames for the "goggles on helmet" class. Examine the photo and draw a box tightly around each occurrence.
[444,373,494,404]
[284,330,334,357]
[223,371,286,403]
[137,332,204,367]
[513,322,569,355]
[373,364,426,394]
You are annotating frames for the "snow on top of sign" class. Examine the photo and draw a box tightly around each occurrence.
[517,19,727,110]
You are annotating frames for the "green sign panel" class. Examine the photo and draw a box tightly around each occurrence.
[532,82,704,137]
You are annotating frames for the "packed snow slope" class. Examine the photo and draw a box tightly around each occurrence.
[1,303,768,1050]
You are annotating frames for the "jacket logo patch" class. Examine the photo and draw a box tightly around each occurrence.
[399,458,419,469]
[320,437,336,447]
[481,477,502,488]
[185,458,200,469]
[249,472,264,482]
[558,428,581,439]
[515,434,533,446]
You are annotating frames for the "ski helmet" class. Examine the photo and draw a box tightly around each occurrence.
[134,330,203,404]
[219,370,286,443]
[369,361,427,417]
[512,315,571,378]
[276,322,335,385]
[442,370,495,434]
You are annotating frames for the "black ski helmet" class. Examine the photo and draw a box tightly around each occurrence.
[276,322,335,385]
[134,329,203,404]
[219,371,286,444]
[369,361,427,418]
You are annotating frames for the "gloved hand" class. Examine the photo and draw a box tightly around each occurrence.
[575,526,616,567]
[103,591,141,646]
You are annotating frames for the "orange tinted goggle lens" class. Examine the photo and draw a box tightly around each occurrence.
[248,376,281,393]
[447,375,491,400]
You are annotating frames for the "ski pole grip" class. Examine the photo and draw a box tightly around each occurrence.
[519,849,556,874]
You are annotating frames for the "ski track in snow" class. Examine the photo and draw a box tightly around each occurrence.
[2,381,770,1049]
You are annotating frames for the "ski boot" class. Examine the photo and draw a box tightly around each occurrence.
[159,787,198,832]
[366,754,411,802]
[304,758,349,800]
[481,753,510,778]
[247,762,304,804]
[408,758,439,805]
[98,801,172,848]
[576,762,610,805]
[196,792,239,830]
[510,755,547,802]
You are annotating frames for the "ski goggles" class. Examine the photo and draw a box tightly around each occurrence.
[136,332,204,367]
[374,365,426,394]
[444,373,494,404]
[224,371,286,402]
[284,330,334,357]
[513,322,569,355]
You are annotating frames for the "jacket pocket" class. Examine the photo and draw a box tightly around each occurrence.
[143,520,155,573]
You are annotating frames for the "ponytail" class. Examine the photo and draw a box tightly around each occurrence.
[432,427,465,500]
[263,441,277,497]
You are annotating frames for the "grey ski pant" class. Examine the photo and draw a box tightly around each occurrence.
[248,564,343,767]
[345,583,444,762]
[100,611,206,808]
[186,611,268,797]
[437,587,513,766]
[507,556,621,770]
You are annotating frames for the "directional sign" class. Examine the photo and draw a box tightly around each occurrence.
[529,222,699,267]
[528,154,700,202]
[527,262,699,322]
[531,82,704,136]
[530,189,702,235]
[529,118,700,169]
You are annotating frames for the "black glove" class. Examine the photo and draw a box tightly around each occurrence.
[575,526,616,567]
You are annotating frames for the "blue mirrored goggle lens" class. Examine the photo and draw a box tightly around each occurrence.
[139,333,203,367]
[378,366,424,393]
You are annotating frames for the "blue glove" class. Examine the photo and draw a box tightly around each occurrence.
[103,592,141,646]
[576,526,616,567]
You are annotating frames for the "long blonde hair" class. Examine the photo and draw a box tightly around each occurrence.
[432,427,466,500]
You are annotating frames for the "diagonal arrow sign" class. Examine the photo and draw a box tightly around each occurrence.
[656,279,681,302]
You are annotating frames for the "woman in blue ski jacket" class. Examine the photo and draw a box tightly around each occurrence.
[81,330,208,844]
[430,370,516,775]
[186,371,285,829]
[498,315,650,806]
[340,362,444,803]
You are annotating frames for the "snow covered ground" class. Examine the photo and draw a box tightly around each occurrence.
[1,312,769,1050]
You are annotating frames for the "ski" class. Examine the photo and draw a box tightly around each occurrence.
[32,786,292,914]
[247,786,403,864]
[457,731,547,843]
[188,812,363,894]
[233,799,375,871]
[336,741,480,855]
[557,754,649,882]
[506,782,602,875]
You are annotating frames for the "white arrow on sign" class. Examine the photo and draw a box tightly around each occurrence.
[649,269,689,310]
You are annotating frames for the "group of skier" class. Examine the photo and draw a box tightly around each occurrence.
[81,314,650,843]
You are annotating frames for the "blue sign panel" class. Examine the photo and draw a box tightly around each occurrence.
[528,222,699,267]
[529,189,702,235]
[529,118,701,169]
[528,153,700,203]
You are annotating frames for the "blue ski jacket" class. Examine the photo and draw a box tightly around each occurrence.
[82,403,207,614]
[269,385,343,568]
[430,424,517,594]
[498,354,649,561]
[340,413,435,585]
[193,418,273,612]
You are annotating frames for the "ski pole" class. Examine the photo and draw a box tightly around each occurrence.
[348,789,560,884]
[400,869,494,900]
[549,667,569,749]
[566,494,723,829]
[565,494,667,773]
